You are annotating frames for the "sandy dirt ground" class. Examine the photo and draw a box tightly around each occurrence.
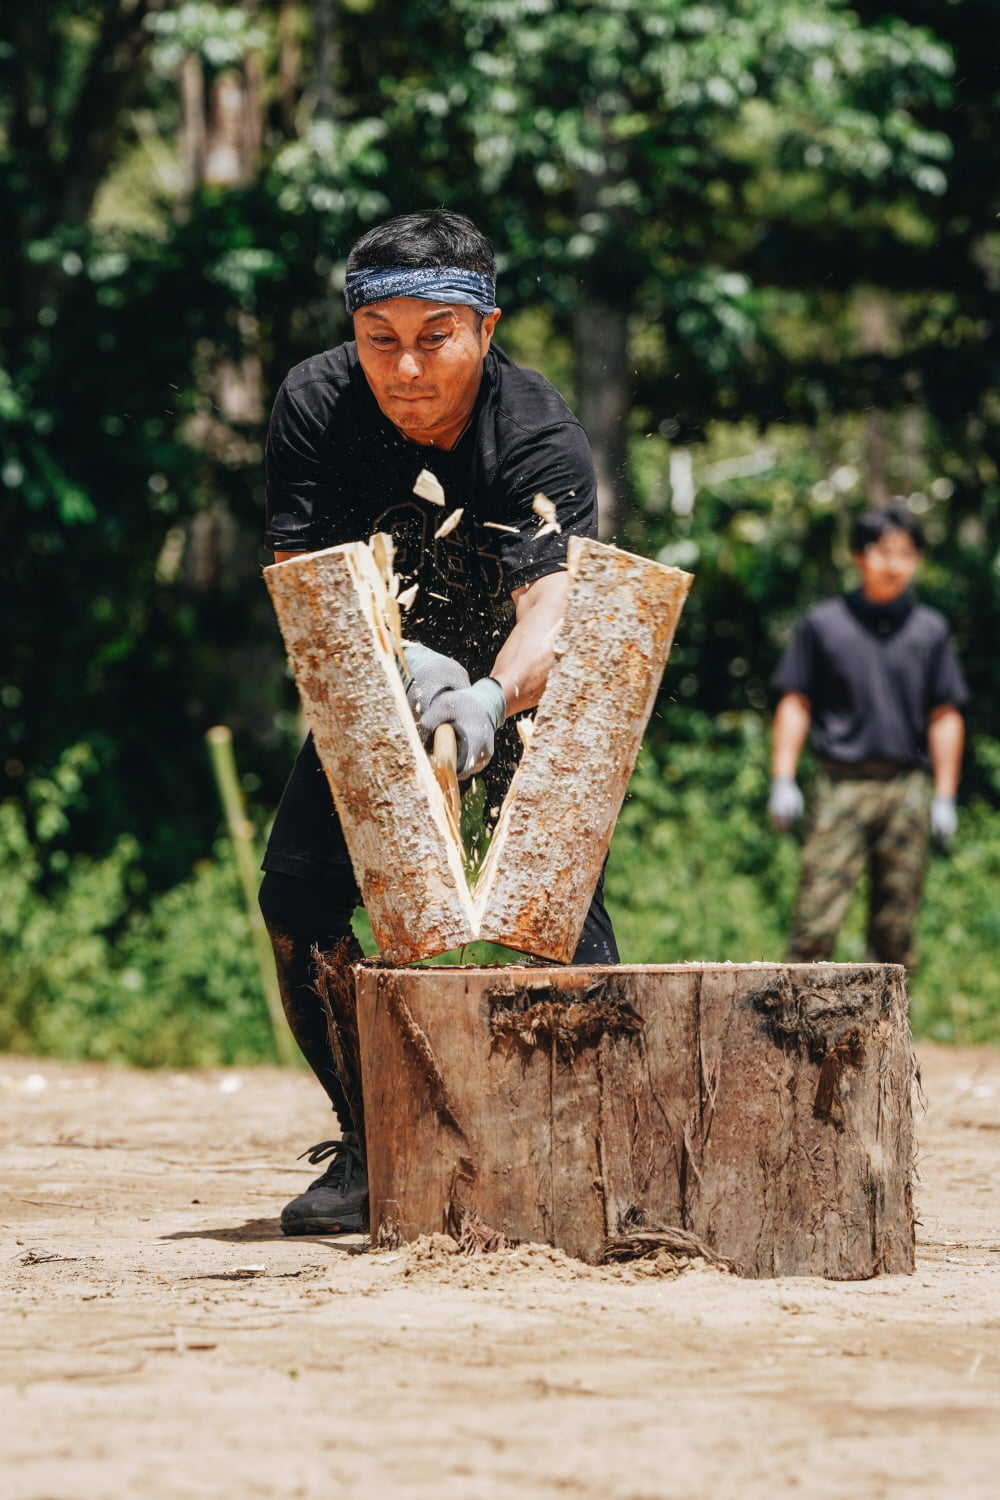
[1,1042,998,1500]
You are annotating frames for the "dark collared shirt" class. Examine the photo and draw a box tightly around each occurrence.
[773,590,968,769]
[265,341,597,682]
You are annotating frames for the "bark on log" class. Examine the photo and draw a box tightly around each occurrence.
[473,537,691,960]
[265,539,691,964]
[265,544,477,962]
[356,962,915,1279]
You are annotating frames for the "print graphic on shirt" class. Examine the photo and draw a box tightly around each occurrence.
[373,499,506,601]
[469,526,504,598]
[371,502,429,587]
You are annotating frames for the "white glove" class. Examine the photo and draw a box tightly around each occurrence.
[768,777,804,832]
[930,794,958,849]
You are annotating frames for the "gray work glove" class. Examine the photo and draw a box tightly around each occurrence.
[930,794,958,850]
[420,677,507,780]
[768,776,805,832]
[402,642,471,721]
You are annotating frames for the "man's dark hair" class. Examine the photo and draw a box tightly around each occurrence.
[346,209,496,278]
[849,505,925,554]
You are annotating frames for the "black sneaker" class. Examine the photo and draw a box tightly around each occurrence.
[280,1133,369,1235]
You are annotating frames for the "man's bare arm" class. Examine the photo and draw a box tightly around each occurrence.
[489,570,571,718]
[928,704,964,798]
[771,692,813,779]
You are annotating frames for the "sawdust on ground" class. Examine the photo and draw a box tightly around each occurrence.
[1,1042,998,1500]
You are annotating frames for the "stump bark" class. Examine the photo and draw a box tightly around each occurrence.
[355,962,915,1279]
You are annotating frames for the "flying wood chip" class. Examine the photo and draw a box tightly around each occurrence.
[412,469,446,506]
[531,492,561,535]
[369,530,395,582]
[434,508,464,540]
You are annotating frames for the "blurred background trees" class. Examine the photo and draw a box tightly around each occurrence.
[2,0,999,1059]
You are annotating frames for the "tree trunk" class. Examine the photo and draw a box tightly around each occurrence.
[356,962,915,1279]
[277,0,303,138]
[573,292,631,540]
[311,0,339,120]
[858,291,895,507]
[204,62,263,187]
[178,53,207,194]
[572,126,633,542]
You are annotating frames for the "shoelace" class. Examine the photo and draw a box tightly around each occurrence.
[297,1135,364,1191]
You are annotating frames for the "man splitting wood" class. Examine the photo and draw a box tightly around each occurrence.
[259,208,619,1235]
[768,505,967,970]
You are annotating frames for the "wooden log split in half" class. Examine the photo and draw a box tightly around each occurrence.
[265,537,692,964]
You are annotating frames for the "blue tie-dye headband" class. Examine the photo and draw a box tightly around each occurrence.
[345,265,497,317]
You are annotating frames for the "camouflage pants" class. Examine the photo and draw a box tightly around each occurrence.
[786,763,931,969]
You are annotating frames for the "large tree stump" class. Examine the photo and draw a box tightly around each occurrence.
[355,962,915,1279]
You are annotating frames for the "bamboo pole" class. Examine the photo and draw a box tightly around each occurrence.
[205,725,298,1067]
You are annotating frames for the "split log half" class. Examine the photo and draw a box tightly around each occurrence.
[265,544,477,962]
[473,536,692,959]
[355,961,915,1279]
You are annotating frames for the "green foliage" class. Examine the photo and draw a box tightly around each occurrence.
[4,0,999,893]
[606,710,800,964]
[372,0,958,419]
[108,849,279,1066]
[146,4,268,71]
[0,751,276,1067]
[607,713,1000,1043]
[909,736,1000,1044]
[3,0,1000,1061]
[0,792,140,1057]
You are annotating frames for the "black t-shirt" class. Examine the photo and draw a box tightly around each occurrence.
[265,340,598,683]
[772,590,968,769]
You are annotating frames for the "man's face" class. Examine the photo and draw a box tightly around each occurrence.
[851,528,921,604]
[353,297,500,448]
